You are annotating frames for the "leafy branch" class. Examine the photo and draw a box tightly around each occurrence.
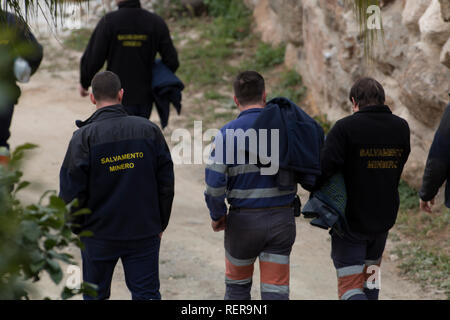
[0,143,97,299]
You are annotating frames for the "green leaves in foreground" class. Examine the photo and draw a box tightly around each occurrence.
[0,144,97,300]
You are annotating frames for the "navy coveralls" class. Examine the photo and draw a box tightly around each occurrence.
[205,108,297,300]
[60,105,174,300]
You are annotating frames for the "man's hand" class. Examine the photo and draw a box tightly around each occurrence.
[159,232,163,239]
[79,85,89,97]
[211,215,227,232]
[420,198,435,213]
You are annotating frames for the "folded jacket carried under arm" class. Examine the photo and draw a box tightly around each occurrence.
[302,172,348,236]
[248,97,325,191]
[152,59,184,128]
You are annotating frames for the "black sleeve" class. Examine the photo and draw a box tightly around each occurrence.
[59,131,90,233]
[155,128,175,232]
[156,17,179,73]
[19,22,42,75]
[80,17,111,89]
[9,13,43,74]
[419,104,450,201]
[315,121,347,189]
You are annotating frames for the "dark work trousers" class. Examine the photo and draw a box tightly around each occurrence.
[0,103,14,149]
[224,207,296,300]
[124,103,153,119]
[81,235,161,300]
[330,228,388,300]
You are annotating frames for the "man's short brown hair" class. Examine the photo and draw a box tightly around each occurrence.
[233,71,265,106]
[91,71,122,101]
[349,77,385,108]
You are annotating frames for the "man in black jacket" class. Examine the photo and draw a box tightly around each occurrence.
[0,10,43,165]
[419,101,450,212]
[79,0,179,119]
[317,77,410,300]
[60,71,174,300]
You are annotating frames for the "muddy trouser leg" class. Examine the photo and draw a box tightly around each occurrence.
[331,230,388,300]
[224,209,269,300]
[0,103,14,150]
[363,233,388,300]
[259,208,296,300]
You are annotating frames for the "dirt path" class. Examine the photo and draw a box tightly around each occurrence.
[8,36,443,300]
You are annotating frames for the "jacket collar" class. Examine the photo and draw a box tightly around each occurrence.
[118,0,141,9]
[238,108,263,118]
[76,104,128,128]
[356,105,392,114]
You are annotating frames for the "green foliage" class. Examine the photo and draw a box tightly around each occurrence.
[63,28,91,52]
[269,69,306,104]
[344,0,383,59]
[393,243,450,299]
[395,179,449,297]
[242,42,286,71]
[153,0,184,19]
[0,144,97,300]
[204,90,228,101]
[1,0,87,26]
[314,114,332,135]
[398,180,418,211]
[178,35,235,86]
[204,0,251,40]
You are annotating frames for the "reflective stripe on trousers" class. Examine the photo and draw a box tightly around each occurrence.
[223,206,296,300]
[225,251,290,300]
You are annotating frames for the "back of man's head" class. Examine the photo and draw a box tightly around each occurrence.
[91,71,122,103]
[233,71,265,107]
[349,77,385,108]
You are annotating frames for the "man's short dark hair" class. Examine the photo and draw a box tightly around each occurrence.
[91,71,122,101]
[233,71,265,106]
[349,77,385,108]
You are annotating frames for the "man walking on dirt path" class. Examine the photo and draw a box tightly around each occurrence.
[0,10,43,166]
[205,71,297,300]
[60,71,174,300]
[316,77,410,300]
[79,0,179,119]
[419,100,450,213]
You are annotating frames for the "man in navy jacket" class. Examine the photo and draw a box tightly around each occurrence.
[60,71,174,300]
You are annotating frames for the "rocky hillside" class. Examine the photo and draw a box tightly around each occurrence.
[245,0,450,188]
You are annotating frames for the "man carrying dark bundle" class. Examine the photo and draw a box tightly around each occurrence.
[316,77,410,300]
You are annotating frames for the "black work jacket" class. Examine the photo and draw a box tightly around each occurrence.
[80,0,179,106]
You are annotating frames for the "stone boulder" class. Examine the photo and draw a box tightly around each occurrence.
[439,0,450,21]
[419,0,450,46]
[246,0,450,187]
[441,38,450,68]
[402,0,431,32]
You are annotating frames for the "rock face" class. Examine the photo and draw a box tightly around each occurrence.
[245,0,450,187]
